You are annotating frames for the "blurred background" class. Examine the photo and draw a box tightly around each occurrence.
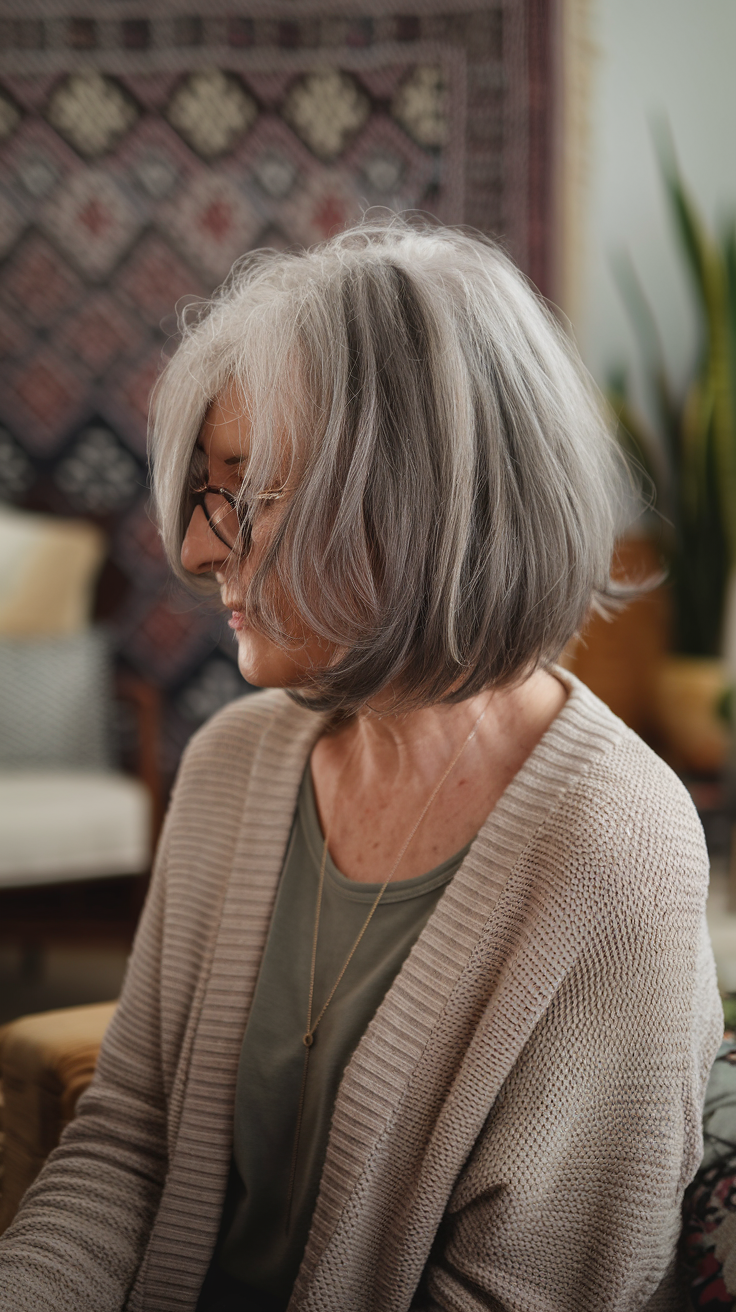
[0,0,734,1015]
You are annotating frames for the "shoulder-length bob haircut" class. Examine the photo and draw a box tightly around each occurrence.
[151,217,632,715]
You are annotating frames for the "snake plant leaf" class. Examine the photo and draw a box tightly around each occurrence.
[610,250,678,454]
[723,221,736,505]
[655,132,736,567]
[724,221,736,337]
[610,250,662,368]
[654,121,710,306]
[612,128,736,652]
[680,378,712,521]
[608,371,666,500]
[708,298,736,564]
[725,221,736,395]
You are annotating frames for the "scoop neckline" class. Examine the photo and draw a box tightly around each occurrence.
[299,765,472,904]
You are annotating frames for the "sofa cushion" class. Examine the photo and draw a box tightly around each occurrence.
[0,504,105,638]
[0,629,114,770]
[0,770,151,886]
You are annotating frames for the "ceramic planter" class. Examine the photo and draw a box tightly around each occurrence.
[652,656,732,775]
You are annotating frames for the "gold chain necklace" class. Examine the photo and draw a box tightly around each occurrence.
[285,698,491,1227]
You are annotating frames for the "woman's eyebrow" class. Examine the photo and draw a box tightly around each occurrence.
[193,441,245,467]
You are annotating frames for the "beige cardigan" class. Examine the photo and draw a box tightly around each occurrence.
[0,674,723,1311]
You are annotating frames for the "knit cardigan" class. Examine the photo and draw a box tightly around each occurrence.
[0,673,723,1312]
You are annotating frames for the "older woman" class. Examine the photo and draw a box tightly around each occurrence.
[0,221,723,1311]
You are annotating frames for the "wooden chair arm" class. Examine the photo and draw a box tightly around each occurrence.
[115,673,165,846]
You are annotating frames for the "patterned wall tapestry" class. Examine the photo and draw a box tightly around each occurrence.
[0,0,557,782]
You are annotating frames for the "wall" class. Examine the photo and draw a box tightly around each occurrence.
[570,0,736,404]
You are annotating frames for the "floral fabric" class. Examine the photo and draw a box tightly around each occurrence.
[682,1039,736,1309]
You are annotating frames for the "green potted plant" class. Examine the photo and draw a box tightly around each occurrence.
[609,130,736,772]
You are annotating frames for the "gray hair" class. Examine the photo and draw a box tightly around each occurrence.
[151,217,632,714]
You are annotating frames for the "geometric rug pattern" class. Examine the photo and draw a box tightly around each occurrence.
[0,1,557,782]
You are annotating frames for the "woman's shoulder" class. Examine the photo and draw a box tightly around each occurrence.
[564,678,703,833]
[541,674,709,903]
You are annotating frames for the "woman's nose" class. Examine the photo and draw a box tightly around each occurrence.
[180,506,229,576]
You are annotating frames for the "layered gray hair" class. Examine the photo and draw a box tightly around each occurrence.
[151,217,630,714]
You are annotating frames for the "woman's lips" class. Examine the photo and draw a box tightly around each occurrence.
[228,610,245,631]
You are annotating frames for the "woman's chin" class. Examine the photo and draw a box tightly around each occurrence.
[234,627,304,690]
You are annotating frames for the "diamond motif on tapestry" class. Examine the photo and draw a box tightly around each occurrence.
[0,235,83,328]
[343,116,436,211]
[2,347,88,453]
[120,591,222,687]
[0,89,21,142]
[0,425,34,500]
[59,293,144,376]
[41,169,143,280]
[0,305,30,360]
[46,72,140,159]
[361,151,405,194]
[102,347,165,458]
[114,117,201,202]
[252,150,298,200]
[280,169,362,247]
[1,120,81,207]
[163,173,261,281]
[392,67,448,149]
[130,147,180,200]
[0,193,27,261]
[166,69,258,159]
[14,148,60,198]
[114,233,202,329]
[225,113,318,212]
[112,498,168,587]
[282,70,370,162]
[54,424,141,511]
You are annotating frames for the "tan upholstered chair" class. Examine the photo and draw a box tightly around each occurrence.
[0,1001,116,1234]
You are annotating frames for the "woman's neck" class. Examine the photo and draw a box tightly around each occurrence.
[310,670,568,884]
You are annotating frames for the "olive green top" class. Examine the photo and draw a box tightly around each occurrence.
[215,765,470,1306]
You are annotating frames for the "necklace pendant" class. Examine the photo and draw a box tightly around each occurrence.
[303,1032,314,1048]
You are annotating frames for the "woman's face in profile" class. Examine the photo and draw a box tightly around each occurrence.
[180,389,338,691]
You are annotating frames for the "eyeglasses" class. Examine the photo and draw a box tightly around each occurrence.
[189,481,287,556]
